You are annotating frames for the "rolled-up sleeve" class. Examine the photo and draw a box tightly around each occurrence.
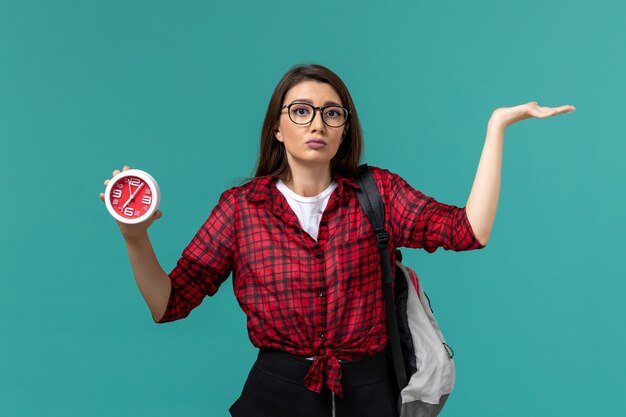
[156,190,236,323]
[385,169,485,253]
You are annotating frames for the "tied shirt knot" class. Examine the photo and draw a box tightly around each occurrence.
[303,347,344,398]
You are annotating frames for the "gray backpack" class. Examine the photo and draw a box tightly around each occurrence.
[356,164,455,417]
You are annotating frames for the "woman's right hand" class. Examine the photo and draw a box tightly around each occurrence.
[99,165,163,241]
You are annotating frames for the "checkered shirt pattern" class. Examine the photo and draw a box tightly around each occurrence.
[156,166,485,397]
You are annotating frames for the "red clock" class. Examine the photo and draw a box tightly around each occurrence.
[104,169,161,224]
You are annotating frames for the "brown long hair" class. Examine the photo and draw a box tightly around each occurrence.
[254,64,363,182]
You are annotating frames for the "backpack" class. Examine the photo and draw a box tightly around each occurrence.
[355,164,455,417]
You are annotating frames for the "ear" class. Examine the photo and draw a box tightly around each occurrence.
[275,129,284,142]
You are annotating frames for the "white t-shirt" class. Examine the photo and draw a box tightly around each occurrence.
[276,179,338,241]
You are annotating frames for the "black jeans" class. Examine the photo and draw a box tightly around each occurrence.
[229,349,398,417]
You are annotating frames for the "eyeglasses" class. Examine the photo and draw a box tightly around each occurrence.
[281,102,349,128]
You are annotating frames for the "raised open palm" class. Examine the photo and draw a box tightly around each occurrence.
[493,101,576,128]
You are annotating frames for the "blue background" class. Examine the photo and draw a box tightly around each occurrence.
[1,1,624,416]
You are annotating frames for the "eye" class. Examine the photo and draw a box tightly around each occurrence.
[324,107,343,118]
[290,105,311,116]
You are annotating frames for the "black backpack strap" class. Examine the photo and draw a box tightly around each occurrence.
[355,164,408,391]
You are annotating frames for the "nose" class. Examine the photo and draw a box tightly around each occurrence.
[309,108,325,131]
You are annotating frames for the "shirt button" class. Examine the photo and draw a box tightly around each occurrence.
[318,289,325,297]
[314,251,323,259]
[319,332,325,339]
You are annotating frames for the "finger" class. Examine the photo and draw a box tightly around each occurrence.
[122,165,130,171]
[528,107,548,118]
[533,104,561,117]
[112,169,120,177]
[542,105,574,116]
[99,193,105,202]
[556,105,576,113]
[150,210,162,222]
[145,210,162,227]
[104,179,110,186]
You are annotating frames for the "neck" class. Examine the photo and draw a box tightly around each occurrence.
[283,163,333,197]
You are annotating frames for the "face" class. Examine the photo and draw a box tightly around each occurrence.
[275,80,347,173]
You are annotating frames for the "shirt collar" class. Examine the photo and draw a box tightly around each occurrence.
[335,174,360,196]
[245,172,360,202]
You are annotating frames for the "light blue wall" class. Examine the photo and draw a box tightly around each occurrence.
[1,1,624,416]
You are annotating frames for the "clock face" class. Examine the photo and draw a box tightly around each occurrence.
[105,169,160,224]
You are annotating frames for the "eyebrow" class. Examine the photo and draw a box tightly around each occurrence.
[290,98,343,107]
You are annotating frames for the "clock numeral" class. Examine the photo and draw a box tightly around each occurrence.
[115,183,124,189]
[142,195,152,205]
[129,178,142,187]
[112,189,122,198]
[145,189,151,195]
[112,199,119,205]
[135,210,141,216]
[124,207,134,217]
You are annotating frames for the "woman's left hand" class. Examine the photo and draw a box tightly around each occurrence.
[491,101,576,129]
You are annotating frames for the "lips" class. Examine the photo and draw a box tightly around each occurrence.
[306,138,327,150]
[306,139,327,145]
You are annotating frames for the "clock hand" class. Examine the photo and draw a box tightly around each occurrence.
[122,182,144,209]
[121,180,134,208]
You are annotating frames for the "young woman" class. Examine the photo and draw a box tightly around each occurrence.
[100,64,575,417]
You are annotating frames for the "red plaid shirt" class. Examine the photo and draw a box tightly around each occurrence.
[157,166,485,397]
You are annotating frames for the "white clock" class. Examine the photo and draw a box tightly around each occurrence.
[104,169,161,224]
